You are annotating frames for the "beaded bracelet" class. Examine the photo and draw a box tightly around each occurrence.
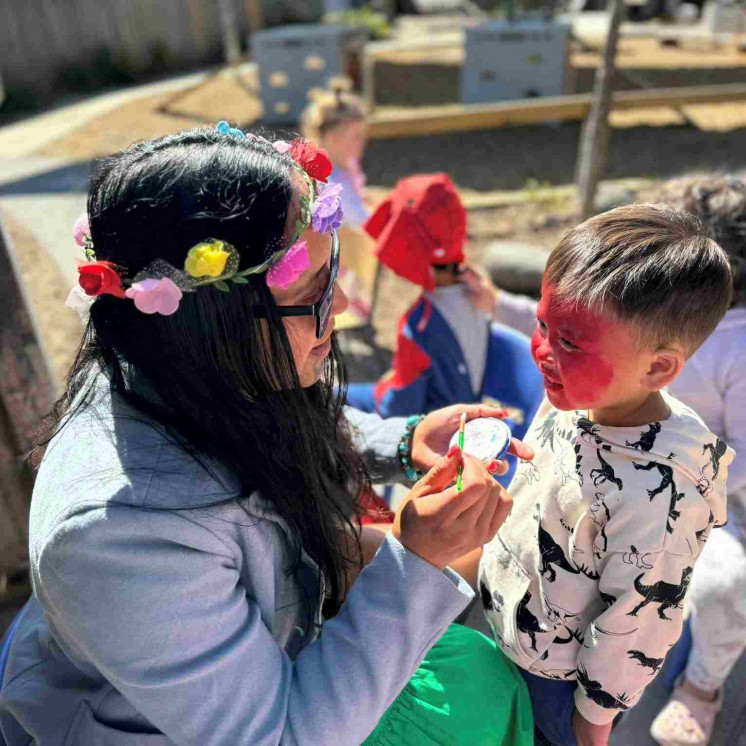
[398,414,426,482]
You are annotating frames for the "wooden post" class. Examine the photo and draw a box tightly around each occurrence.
[0,215,54,575]
[576,0,624,221]
[245,0,264,34]
[218,0,242,67]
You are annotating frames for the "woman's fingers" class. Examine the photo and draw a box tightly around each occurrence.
[430,455,494,517]
[416,446,461,495]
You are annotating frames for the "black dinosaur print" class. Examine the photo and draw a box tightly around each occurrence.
[627,567,693,620]
[544,595,583,625]
[559,516,574,534]
[625,422,661,452]
[627,650,664,675]
[576,665,631,710]
[577,417,603,444]
[516,591,548,652]
[703,438,728,480]
[480,581,493,611]
[538,409,559,451]
[591,449,623,490]
[577,562,601,580]
[600,592,617,608]
[553,626,585,645]
[539,524,580,582]
[623,545,653,570]
[574,442,584,486]
[633,461,685,534]
[590,495,610,557]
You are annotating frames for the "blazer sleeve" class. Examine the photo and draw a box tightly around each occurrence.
[38,506,473,746]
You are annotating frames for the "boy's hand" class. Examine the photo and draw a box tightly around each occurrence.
[411,403,535,475]
[572,710,613,746]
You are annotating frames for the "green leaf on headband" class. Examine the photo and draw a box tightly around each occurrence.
[231,276,249,284]
[214,280,231,292]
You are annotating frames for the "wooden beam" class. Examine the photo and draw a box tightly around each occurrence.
[367,83,746,139]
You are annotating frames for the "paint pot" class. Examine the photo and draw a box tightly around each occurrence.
[448,417,512,463]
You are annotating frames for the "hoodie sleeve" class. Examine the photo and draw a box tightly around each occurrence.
[574,549,694,724]
[574,472,714,725]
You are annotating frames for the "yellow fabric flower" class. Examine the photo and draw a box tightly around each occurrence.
[184,240,230,278]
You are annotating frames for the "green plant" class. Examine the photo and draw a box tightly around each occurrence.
[324,6,391,40]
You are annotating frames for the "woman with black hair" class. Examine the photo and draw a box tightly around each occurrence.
[0,126,533,745]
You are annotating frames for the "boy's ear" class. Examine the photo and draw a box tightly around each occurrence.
[644,348,685,391]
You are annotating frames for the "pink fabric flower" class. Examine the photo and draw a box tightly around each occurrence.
[312,183,344,234]
[273,141,291,154]
[266,241,311,290]
[73,214,91,247]
[125,278,182,316]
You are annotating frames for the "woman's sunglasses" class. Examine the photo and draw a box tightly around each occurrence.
[256,230,340,340]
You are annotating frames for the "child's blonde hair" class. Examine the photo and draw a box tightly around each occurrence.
[301,79,366,143]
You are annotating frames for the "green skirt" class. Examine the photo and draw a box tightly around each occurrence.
[363,623,534,746]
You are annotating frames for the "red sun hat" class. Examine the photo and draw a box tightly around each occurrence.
[364,173,466,291]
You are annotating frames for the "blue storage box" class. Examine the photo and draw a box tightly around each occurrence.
[461,19,571,104]
[252,24,363,124]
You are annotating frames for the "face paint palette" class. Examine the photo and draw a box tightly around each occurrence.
[448,417,512,463]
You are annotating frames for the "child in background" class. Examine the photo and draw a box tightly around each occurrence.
[301,80,369,229]
[478,204,735,746]
[647,176,746,746]
[301,81,372,322]
[362,173,543,463]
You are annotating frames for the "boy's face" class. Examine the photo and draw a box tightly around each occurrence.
[530,283,653,412]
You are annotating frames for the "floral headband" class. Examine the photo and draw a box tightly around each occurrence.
[66,122,344,319]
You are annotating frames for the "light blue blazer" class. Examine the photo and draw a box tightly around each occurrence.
[0,378,472,745]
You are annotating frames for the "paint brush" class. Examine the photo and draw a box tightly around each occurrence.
[456,412,466,492]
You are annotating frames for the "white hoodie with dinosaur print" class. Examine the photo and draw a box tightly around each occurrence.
[479,391,734,725]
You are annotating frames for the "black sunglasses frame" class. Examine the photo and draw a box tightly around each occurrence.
[255,230,340,340]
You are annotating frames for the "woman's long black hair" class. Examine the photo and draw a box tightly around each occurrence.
[36,127,368,621]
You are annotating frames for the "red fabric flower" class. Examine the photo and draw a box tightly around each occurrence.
[77,261,126,298]
[289,139,332,183]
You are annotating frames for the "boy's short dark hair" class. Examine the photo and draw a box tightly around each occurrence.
[545,203,733,353]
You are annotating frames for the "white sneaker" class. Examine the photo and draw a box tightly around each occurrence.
[650,676,723,746]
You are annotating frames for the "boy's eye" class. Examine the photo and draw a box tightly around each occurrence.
[559,337,579,351]
[537,319,547,335]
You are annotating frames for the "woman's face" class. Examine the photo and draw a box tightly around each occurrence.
[269,228,348,387]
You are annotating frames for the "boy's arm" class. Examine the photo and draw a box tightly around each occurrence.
[574,547,695,725]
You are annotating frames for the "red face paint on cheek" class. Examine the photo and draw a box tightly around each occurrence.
[535,284,618,410]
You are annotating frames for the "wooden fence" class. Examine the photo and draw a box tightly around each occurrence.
[0,0,217,99]
[0,0,322,102]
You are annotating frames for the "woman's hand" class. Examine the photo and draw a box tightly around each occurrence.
[459,263,499,313]
[393,447,513,570]
[572,711,613,746]
[411,403,535,474]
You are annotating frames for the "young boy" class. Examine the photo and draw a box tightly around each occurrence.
[478,204,736,746]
